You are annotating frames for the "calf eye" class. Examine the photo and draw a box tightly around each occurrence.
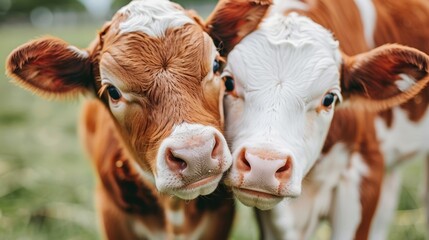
[224,76,235,92]
[107,86,122,100]
[322,93,336,107]
[213,59,220,73]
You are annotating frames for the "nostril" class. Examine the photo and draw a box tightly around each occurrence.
[166,149,187,171]
[211,135,221,159]
[275,156,292,178]
[237,149,251,171]
[276,157,291,173]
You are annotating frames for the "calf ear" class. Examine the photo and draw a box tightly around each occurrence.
[186,9,206,29]
[205,0,272,55]
[6,37,92,99]
[341,44,429,111]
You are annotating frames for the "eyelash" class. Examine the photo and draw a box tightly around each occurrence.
[99,84,123,102]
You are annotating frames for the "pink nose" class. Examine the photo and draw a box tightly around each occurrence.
[164,133,225,179]
[237,148,293,183]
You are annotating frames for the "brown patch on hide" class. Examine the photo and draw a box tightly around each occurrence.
[371,0,429,124]
[285,0,369,55]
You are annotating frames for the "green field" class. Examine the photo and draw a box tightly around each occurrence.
[0,24,426,240]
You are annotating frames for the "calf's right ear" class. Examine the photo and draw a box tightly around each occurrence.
[205,0,272,56]
[6,37,92,99]
[340,44,429,111]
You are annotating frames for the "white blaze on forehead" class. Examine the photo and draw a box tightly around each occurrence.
[260,13,340,62]
[225,13,342,103]
[118,0,194,37]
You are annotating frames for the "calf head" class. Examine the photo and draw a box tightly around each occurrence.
[6,0,232,200]
[206,1,429,209]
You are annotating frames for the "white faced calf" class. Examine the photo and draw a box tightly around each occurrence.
[6,0,232,200]
[206,0,429,210]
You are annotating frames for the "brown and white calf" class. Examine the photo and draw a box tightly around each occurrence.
[205,0,429,239]
[6,0,234,238]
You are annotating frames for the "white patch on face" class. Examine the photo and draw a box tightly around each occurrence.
[375,107,429,167]
[353,0,376,48]
[223,13,342,205]
[118,0,194,37]
[155,123,232,199]
[395,73,416,92]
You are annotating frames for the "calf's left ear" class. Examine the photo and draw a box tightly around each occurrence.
[341,44,429,111]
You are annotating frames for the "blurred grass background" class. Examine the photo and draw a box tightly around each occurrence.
[0,0,426,239]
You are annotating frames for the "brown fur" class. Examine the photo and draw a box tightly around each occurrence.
[371,0,429,123]
[93,24,222,173]
[206,0,273,55]
[206,0,429,239]
[289,1,429,238]
[6,3,234,239]
[81,100,234,239]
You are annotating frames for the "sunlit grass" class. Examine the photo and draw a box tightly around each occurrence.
[0,24,426,239]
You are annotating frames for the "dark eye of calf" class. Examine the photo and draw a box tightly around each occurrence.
[322,93,335,107]
[107,86,122,100]
[224,76,235,92]
[213,59,220,73]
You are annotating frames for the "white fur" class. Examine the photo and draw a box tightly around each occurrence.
[375,107,429,167]
[133,220,166,239]
[373,106,429,238]
[271,0,310,15]
[156,123,232,199]
[133,212,209,240]
[395,74,416,92]
[330,153,369,240]
[369,170,402,240]
[223,13,342,209]
[167,209,185,227]
[256,143,354,239]
[353,0,376,48]
[118,0,194,37]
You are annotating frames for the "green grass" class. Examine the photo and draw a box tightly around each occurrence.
[0,24,426,240]
[0,24,99,240]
